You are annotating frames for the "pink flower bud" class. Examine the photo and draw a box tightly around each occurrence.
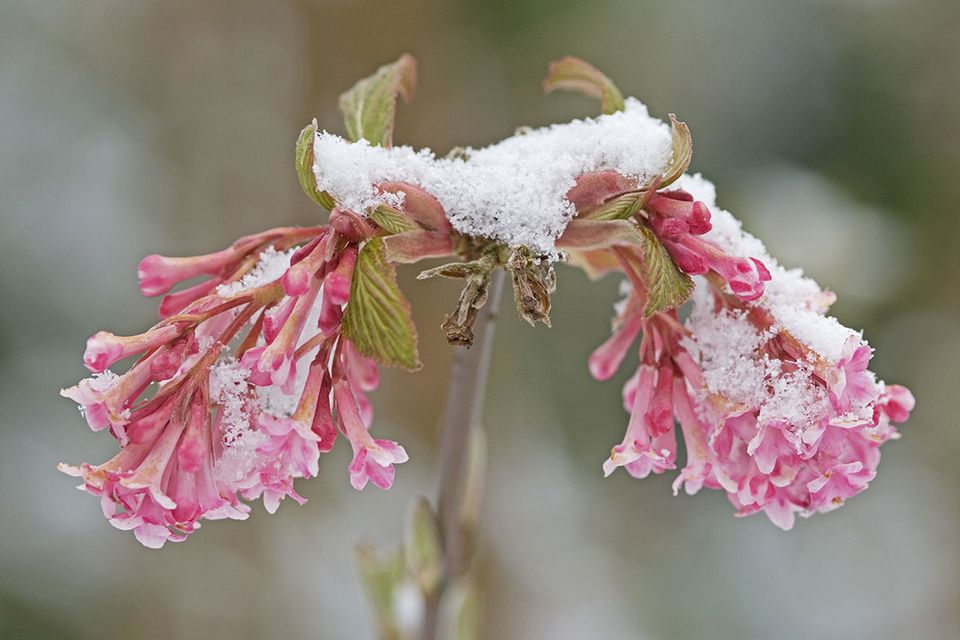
[329,207,376,242]
[646,190,712,235]
[83,325,181,373]
[588,310,643,381]
[318,294,344,334]
[158,278,222,318]
[138,248,239,297]
[324,245,358,306]
[282,236,327,296]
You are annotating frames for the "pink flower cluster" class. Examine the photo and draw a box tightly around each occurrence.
[588,178,915,529]
[61,222,411,547]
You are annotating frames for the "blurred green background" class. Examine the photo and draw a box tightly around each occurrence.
[2,1,958,638]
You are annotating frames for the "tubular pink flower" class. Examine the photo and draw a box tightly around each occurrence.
[83,325,182,373]
[664,235,771,300]
[323,245,358,306]
[346,341,380,393]
[603,364,677,479]
[312,374,338,453]
[256,414,322,478]
[281,235,326,296]
[255,357,326,479]
[588,309,644,381]
[329,207,377,242]
[880,384,915,424]
[334,381,408,491]
[646,190,712,235]
[659,238,709,275]
[827,335,878,412]
[158,278,222,318]
[138,248,241,297]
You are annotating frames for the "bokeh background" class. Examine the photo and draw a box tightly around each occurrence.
[2,1,958,638]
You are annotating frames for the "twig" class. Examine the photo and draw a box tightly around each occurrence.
[422,269,506,640]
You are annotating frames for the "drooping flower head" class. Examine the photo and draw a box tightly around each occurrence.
[61,54,912,547]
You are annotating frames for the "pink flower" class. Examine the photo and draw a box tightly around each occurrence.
[256,415,321,479]
[646,190,712,235]
[138,248,240,297]
[662,235,772,301]
[334,381,408,491]
[827,335,878,412]
[83,325,182,373]
[602,363,677,479]
[63,222,406,546]
[590,257,914,529]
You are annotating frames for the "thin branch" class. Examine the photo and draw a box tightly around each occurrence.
[422,269,506,640]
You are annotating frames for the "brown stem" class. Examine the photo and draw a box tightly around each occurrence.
[421,269,506,640]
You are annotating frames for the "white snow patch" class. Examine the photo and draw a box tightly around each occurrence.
[312,98,672,255]
[216,246,296,297]
[676,173,857,362]
[211,359,265,488]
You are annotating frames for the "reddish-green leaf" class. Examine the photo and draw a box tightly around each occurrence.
[543,56,625,115]
[369,204,419,235]
[342,238,421,370]
[660,114,692,188]
[295,120,336,209]
[635,224,694,316]
[338,54,417,147]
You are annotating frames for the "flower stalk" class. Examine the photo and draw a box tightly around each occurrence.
[421,269,505,640]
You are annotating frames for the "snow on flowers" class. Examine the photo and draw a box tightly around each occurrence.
[60,54,913,547]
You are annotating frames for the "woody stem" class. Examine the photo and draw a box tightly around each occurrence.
[422,269,506,640]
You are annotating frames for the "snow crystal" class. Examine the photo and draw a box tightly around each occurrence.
[757,368,830,436]
[312,98,672,255]
[211,359,265,487]
[682,297,771,409]
[216,246,296,297]
[88,370,121,392]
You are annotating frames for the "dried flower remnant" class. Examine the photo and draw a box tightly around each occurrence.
[60,54,913,549]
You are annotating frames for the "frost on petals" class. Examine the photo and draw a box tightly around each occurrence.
[60,219,409,547]
[589,173,914,530]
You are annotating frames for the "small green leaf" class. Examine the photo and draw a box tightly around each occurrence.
[355,542,406,640]
[342,238,421,370]
[543,55,625,115]
[339,54,417,147]
[369,204,419,235]
[635,225,695,316]
[660,114,692,188]
[584,191,645,221]
[295,120,336,209]
[404,497,443,597]
[438,581,481,640]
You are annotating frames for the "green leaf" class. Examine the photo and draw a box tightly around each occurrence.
[342,238,421,370]
[584,191,646,221]
[542,55,625,115]
[438,582,481,640]
[635,225,695,316]
[369,204,419,235]
[659,114,692,188]
[295,120,336,209]
[339,54,417,147]
[404,497,443,597]
[355,542,406,640]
